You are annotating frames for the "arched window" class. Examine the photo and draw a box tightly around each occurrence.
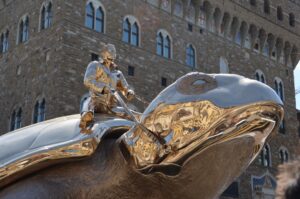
[186,44,196,68]
[18,16,29,44]
[277,6,283,21]
[85,1,104,33]
[122,16,139,46]
[279,148,289,164]
[289,13,295,27]
[264,0,270,14]
[33,99,46,123]
[274,78,284,101]
[255,70,266,83]
[85,3,94,29]
[41,2,53,30]
[95,7,104,32]
[156,30,171,59]
[259,144,271,167]
[219,57,229,73]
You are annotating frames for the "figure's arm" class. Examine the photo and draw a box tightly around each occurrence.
[116,71,134,100]
[84,61,107,95]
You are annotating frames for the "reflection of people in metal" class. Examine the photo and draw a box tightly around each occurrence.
[80,44,135,133]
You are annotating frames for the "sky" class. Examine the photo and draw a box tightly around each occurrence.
[294,60,300,110]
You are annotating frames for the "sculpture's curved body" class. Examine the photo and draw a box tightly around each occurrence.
[0,72,283,199]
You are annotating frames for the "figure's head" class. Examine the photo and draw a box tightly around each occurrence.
[101,44,117,67]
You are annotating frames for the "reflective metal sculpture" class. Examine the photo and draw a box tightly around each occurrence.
[0,70,283,198]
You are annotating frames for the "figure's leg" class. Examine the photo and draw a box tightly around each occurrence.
[80,97,94,133]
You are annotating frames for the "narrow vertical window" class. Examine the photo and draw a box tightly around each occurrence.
[164,36,171,58]
[95,7,104,32]
[264,0,270,14]
[289,13,295,27]
[41,6,46,29]
[122,19,130,43]
[277,7,283,21]
[4,31,9,52]
[16,108,22,129]
[156,32,163,56]
[39,99,46,122]
[46,3,53,28]
[85,3,94,29]
[33,101,39,123]
[186,45,195,68]
[23,17,29,42]
[19,21,24,43]
[0,34,3,53]
[131,22,139,46]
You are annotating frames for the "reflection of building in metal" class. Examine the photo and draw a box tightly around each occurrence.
[0,0,299,198]
[251,171,277,199]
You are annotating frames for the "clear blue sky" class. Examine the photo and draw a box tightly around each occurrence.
[294,60,300,110]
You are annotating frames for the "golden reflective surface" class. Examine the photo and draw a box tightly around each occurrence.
[123,101,283,169]
[0,138,97,183]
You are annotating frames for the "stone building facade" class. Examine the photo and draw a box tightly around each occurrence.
[0,0,299,198]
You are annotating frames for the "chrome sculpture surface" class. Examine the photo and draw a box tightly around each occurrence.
[80,44,135,133]
[0,46,284,198]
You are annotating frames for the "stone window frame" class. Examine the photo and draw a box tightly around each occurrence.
[122,15,141,47]
[85,0,106,33]
[39,0,53,31]
[156,29,172,59]
[17,14,30,44]
[186,44,196,69]
[255,69,266,84]
[32,97,46,124]
[279,146,289,164]
[263,0,270,14]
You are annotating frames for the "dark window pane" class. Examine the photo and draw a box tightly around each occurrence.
[33,102,39,123]
[156,33,163,55]
[23,17,29,42]
[95,7,104,32]
[161,77,167,87]
[122,19,130,43]
[164,36,171,58]
[131,22,139,46]
[41,7,46,29]
[128,65,135,76]
[186,45,195,68]
[46,3,52,28]
[16,108,22,129]
[85,3,94,29]
[188,23,193,32]
[0,34,3,53]
[19,21,23,43]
